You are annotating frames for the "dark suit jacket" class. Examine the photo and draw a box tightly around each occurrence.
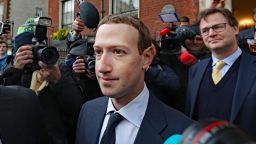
[186,52,256,137]
[0,86,48,144]
[76,94,193,144]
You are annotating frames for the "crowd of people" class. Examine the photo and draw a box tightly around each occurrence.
[0,4,256,144]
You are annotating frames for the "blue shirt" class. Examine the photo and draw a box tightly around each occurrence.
[212,48,242,78]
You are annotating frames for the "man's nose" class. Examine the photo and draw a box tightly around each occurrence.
[208,28,217,36]
[97,53,112,73]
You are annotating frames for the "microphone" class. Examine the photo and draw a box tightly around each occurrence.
[180,52,197,66]
[164,134,182,144]
[79,2,99,28]
[160,27,170,37]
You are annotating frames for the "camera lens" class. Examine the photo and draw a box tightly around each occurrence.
[180,118,252,144]
[37,46,59,65]
[86,56,95,72]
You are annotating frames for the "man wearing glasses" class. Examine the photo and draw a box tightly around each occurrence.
[185,8,256,138]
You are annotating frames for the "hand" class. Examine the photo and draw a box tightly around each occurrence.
[38,61,61,84]
[211,0,225,8]
[72,17,85,36]
[249,43,256,53]
[13,44,33,69]
[72,57,86,73]
[181,45,189,53]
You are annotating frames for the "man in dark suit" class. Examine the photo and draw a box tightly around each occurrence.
[0,85,48,144]
[186,8,256,138]
[238,8,256,53]
[76,15,193,144]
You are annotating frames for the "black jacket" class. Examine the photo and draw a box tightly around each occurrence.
[0,85,48,144]
[2,64,97,144]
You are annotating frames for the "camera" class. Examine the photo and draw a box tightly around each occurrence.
[66,36,95,73]
[28,17,59,70]
[180,118,254,144]
[84,36,96,73]
[160,26,182,53]
[64,1,99,73]
[0,20,11,35]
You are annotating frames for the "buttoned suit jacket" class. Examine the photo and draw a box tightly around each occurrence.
[186,52,256,137]
[76,93,193,144]
[0,85,48,144]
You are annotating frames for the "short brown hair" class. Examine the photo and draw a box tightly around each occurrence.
[197,8,238,27]
[180,16,190,23]
[98,15,152,54]
[0,40,8,47]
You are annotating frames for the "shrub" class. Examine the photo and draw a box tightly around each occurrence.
[52,28,69,40]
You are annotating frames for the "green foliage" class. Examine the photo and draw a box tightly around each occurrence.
[52,28,69,40]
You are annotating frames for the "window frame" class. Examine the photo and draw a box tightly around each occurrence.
[111,0,139,17]
[61,0,75,29]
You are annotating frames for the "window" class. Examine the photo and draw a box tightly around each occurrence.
[35,7,43,17]
[61,0,74,29]
[112,0,139,17]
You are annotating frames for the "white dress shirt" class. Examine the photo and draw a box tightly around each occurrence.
[98,83,149,144]
[212,48,242,78]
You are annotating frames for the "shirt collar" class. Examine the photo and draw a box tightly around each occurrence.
[212,48,242,67]
[106,83,149,128]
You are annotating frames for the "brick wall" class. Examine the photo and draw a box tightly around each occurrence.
[140,0,199,40]
[48,0,59,34]
[48,0,199,40]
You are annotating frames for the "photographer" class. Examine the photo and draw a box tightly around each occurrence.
[159,24,210,112]
[177,24,210,61]
[65,16,102,102]
[145,40,181,107]
[3,28,84,144]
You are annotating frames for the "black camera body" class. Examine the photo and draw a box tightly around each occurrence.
[0,20,11,35]
[84,36,96,73]
[25,17,59,71]
[66,36,95,73]
[160,26,182,53]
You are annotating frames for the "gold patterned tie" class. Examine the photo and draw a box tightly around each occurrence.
[212,61,225,84]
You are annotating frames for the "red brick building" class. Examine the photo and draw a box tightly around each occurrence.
[0,0,10,21]
[47,0,256,40]
[48,0,200,40]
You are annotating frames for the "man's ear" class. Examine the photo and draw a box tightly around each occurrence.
[142,44,156,71]
[233,26,239,35]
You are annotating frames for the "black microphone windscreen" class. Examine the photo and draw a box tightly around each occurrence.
[79,2,99,28]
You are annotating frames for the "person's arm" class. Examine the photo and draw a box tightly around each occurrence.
[67,17,85,49]
[145,63,180,92]
[2,45,33,86]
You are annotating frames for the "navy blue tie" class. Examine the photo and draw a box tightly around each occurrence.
[100,112,124,144]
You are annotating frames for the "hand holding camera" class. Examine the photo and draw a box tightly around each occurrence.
[72,56,96,80]
[72,56,86,73]
[14,17,59,72]
[14,44,34,69]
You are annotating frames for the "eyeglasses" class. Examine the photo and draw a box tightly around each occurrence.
[200,23,227,36]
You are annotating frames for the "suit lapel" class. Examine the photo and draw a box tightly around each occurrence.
[189,59,210,117]
[89,97,108,144]
[134,94,167,144]
[230,52,256,121]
